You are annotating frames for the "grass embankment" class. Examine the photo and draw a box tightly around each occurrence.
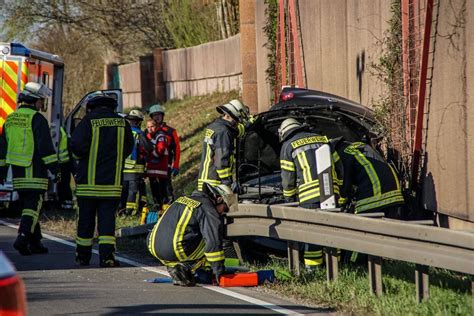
[255,258,472,315]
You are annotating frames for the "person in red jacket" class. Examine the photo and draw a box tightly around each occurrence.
[148,104,180,203]
[144,119,170,212]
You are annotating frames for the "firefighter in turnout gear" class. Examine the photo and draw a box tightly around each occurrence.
[147,183,236,286]
[279,118,340,268]
[70,94,134,267]
[197,99,249,191]
[57,126,74,210]
[148,104,180,204]
[121,109,146,216]
[0,82,57,255]
[332,139,404,218]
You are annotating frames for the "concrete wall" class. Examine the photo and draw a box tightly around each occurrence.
[254,0,391,111]
[119,61,142,109]
[163,35,242,100]
[422,0,474,226]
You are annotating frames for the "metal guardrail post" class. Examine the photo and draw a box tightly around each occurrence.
[325,247,338,282]
[368,255,383,296]
[287,240,301,276]
[415,264,430,302]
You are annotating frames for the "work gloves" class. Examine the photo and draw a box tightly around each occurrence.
[170,168,179,177]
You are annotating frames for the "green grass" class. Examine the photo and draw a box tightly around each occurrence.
[254,257,472,315]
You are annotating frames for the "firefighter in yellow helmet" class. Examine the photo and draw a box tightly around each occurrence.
[197,99,250,192]
[0,82,58,255]
[70,94,134,267]
[147,183,236,286]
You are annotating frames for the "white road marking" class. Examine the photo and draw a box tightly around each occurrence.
[0,220,303,315]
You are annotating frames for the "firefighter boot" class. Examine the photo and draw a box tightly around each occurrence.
[13,232,32,256]
[100,254,120,268]
[75,250,91,266]
[168,263,196,286]
[29,240,48,254]
[30,224,48,254]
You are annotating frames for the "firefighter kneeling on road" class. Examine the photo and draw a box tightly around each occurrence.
[70,94,134,267]
[147,183,236,286]
[0,82,58,255]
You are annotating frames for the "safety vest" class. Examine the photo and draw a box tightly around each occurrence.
[4,107,35,167]
[58,127,70,163]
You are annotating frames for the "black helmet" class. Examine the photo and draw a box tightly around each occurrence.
[86,94,118,110]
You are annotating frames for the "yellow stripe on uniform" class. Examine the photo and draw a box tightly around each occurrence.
[173,206,193,261]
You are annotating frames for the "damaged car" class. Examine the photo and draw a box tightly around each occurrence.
[232,87,379,261]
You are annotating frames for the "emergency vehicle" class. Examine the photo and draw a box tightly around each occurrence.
[0,42,122,212]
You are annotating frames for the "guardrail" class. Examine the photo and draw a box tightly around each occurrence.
[226,203,474,302]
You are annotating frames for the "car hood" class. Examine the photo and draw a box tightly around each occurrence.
[237,90,378,201]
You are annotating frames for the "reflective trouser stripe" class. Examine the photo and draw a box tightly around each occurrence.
[76,236,93,247]
[204,250,225,262]
[98,235,116,245]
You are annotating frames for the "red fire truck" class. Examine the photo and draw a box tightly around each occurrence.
[0,42,122,212]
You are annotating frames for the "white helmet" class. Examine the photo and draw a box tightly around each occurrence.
[278,118,302,142]
[148,104,165,115]
[203,183,237,210]
[21,82,51,99]
[216,99,249,123]
[126,109,144,120]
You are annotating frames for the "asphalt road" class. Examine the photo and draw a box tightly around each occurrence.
[0,220,329,315]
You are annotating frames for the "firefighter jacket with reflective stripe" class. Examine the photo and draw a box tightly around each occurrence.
[70,106,134,198]
[145,129,170,179]
[0,105,58,191]
[147,191,225,275]
[158,123,180,170]
[124,127,146,176]
[280,130,339,205]
[58,127,70,163]
[336,141,404,213]
[197,118,237,191]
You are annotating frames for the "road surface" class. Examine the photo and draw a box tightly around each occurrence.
[0,220,329,315]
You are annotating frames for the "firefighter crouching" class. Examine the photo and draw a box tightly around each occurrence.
[148,104,180,204]
[279,118,340,269]
[197,99,249,191]
[0,82,58,255]
[70,94,134,267]
[57,126,74,210]
[147,183,236,286]
[332,138,405,218]
[120,109,146,216]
